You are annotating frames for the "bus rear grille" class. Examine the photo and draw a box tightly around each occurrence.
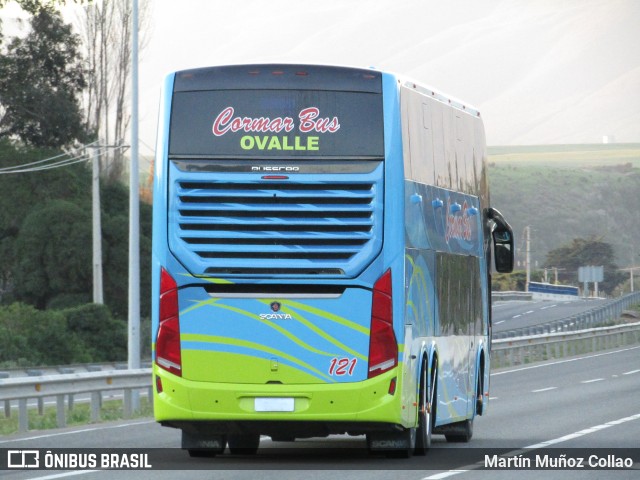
[170,180,380,276]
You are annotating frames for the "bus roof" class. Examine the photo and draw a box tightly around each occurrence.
[172,64,382,93]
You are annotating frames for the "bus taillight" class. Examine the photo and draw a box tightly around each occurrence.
[156,268,182,376]
[368,269,398,378]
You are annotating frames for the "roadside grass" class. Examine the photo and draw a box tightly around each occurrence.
[0,397,153,436]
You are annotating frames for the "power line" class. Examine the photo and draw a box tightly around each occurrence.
[1,153,90,174]
[0,142,127,174]
[0,141,99,173]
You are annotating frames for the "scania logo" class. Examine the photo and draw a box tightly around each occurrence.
[259,302,292,320]
[259,313,293,320]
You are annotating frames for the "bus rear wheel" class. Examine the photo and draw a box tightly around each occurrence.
[367,428,416,458]
[415,361,436,455]
[444,419,473,443]
[228,433,260,455]
[183,431,226,457]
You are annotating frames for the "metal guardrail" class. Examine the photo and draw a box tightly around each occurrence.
[0,361,153,379]
[491,321,640,368]
[493,291,640,339]
[491,291,533,302]
[0,368,151,433]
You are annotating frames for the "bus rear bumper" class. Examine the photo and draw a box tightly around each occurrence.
[153,367,407,436]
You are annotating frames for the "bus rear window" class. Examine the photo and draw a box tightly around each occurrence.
[169,89,384,158]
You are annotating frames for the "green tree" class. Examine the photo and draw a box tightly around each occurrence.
[0,1,86,14]
[101,180,152,318]
[14,200,91,308]
[0,303,30,365]
[492,270,544,292]
[63,303,127,361]
[0,8,87,147]
[0,140,92,303]
[0,146,153,319]
[0,303,87,366]
[544,236,625,294]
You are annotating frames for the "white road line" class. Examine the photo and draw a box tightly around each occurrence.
[512,314,522,319]
[491,345,640,377]
[525,412,640,449]
[623,369,640,375]
[22,471,98,480]
[540,304,557,310]
[0,420,154,444]
[581,378,604,384]
[422,412,640,480]
[531,387,557,393]
[494,320,505,325]
[423,470,468,479]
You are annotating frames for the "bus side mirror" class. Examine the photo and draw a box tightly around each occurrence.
[493,232,514,273]
[486,208,514,274]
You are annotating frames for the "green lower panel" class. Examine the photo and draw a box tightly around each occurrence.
[181,349,328,384]
[153,365,408,426]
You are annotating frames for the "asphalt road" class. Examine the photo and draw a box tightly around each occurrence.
[492,297,608,333]
[2,343,638,480]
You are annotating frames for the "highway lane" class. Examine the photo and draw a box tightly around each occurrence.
[1,345,638,479]
[421,345,640,480]
[482,345,640,447]
[492,297,608,333]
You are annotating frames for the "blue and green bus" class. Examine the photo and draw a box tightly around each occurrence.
[151,64,514,457]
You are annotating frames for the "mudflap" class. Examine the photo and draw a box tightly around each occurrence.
[182,430,227,457]
[435,418,474,443]
[366,427,416,458]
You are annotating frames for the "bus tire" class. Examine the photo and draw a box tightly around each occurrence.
[367,428,416,458]
[475,364,484,416]
[183,431,226,457]
[444,419,473,443]
[188,448,219,458]
[415,360,436,455]
[228,433,260,455]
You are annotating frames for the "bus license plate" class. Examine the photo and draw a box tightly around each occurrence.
[254,397,294,412]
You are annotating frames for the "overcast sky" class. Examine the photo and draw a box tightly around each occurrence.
[3,0,639,154]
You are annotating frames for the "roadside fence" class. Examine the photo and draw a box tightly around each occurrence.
[491,321,640,368]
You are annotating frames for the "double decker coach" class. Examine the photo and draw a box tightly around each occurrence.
[151,64,514,457]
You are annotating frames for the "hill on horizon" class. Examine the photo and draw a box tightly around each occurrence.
[487,143,640,284]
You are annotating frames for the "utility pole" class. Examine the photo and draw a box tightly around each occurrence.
[525,226,531,292]
[128,0,141,412]
[632,246,638,293]
[91,146,104,305]
[545,267,565,285]
[619,266,639,293]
